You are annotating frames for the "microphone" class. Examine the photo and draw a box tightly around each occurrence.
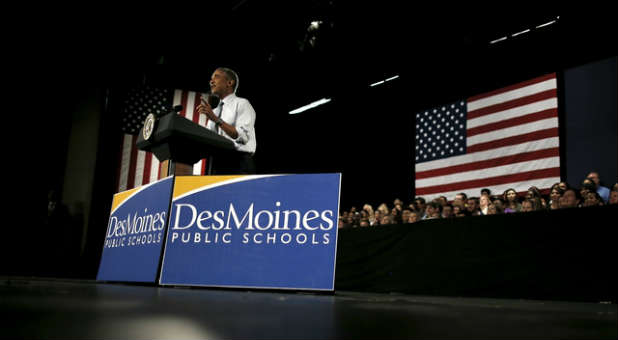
[201,92,220,108]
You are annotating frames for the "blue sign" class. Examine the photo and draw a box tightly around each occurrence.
[97,177,174,282]
[159,174,341,291]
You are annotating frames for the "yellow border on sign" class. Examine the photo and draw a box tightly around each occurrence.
[110,187,141,213]
[173,175,245,199]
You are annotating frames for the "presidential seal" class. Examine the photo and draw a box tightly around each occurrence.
[142,113,156,140]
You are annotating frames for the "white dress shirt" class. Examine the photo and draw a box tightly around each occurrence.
[206,93,257,154]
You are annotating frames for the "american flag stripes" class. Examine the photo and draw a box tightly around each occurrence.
[414,73,560,199]
[116,87,211,192]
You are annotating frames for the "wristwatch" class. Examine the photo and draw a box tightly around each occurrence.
[215,118,224,126]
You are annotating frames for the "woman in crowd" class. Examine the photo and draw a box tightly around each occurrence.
[503,188,521,213]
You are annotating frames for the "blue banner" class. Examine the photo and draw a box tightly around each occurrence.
[159,174,341,290]
[97,177,174,282]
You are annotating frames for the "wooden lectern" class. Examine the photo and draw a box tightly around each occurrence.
[136,112,236,177]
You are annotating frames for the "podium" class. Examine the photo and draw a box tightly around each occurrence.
[136,112,236,176]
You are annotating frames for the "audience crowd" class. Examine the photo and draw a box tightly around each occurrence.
[339,171,618,228]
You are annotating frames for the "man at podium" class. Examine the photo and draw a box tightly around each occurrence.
[197,67,257,174]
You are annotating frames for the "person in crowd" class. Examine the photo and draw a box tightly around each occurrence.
[390,207,403,224]
[480,188,491,197]
[363,204,376,226]
[526,186,546,209]
[359,218,370,227]
[479,194,490,215]
[503,188,521,213]
[579,178,596,204]
[608,185,618,205]
[452,204,463,217]
[491,196,505,214]
[452,192,467,212]
[372,210,383,226]
[408,211,420,223]
[521,199,536,212]
[424,201,442,219]
[486,203,500,215]
[586,171,610,203]
[401,208,412,223]
[583,191,604,207]
[414,197,427,219]
[436,196,448,207]
[548,184,564,210]
[559,188,580,209]
[466,197,480,216]
[441,204,454,218]
[380,214,394,226]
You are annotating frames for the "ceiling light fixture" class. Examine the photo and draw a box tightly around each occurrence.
[289,98,332,114]
[370,74,400,87]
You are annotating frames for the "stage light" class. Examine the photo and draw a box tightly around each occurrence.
[489,36,507,44]
[370,74,400,87]
[289,98,332,114]
[511,29,531,37]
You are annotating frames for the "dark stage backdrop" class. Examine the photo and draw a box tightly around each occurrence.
[563,57,617,187]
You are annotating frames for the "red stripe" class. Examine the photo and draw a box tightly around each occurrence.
[467,108,558,137]
[467,128,558,154]
[468,73,556,102]
[115,134,125,192]
[180,90,188,117]
[415,167,560,196]
[467,89,557,119]
[126,135,138,190]
[193,92,203,124]
[142,152,152,185]
[416,148,560,179]
[201,158,207,175]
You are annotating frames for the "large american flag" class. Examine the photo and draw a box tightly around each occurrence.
[414,73,560,199]
[116,86,211,192]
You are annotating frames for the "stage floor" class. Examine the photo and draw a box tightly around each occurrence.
[1,277,616,339]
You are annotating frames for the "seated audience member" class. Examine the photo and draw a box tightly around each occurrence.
[414,197,427,219]
[362,204,375,223]
[526,186,546,209]
[452,192,467,211]
[486,203,500,215]
[583,191,604,207]
[479,195,490,215]
[587,171,610,203]
[424,202,441,219]
[491,196,505,213]
[371,210,381,226]
[452,204,464,217]
[609,184,618,205]
[408,211,420,223]
[401,208,412,223]
[580,178,596,202]
[466,197,480,216]
[390,207,402,224]
[441,204,454,218]
[559,188,580,209]
[359,218,370,227]
[503,188,521,213]
[379,214,393,226]
[521,199,536,212]
[548,185,564,210]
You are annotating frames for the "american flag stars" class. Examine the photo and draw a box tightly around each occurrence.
[415,100,467,163]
